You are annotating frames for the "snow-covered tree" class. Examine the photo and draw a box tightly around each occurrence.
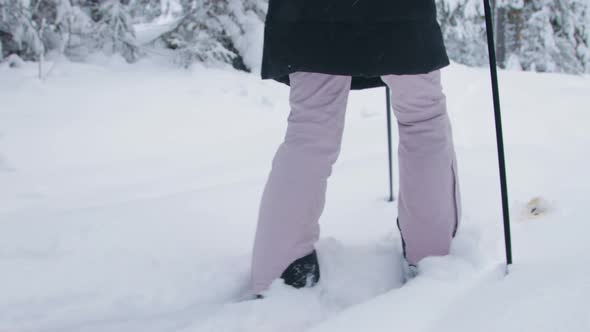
[159,0,241,68]
[437,0,590,74]
[437,0,489,67]
[518,0,589,74]
[91,0,140,62]
[494,0,525,68]
[59,1,94,61]
[0,0,46,60]
[129,0,162,24]
[157,0,265,70]
[0,0,88,71]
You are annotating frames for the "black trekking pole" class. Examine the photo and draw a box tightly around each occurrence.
[483,0,513,271]
[385,87,394,202]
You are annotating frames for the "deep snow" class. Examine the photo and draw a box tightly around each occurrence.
[0,58,589,332]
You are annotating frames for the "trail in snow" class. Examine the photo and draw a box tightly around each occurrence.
[0,58,589,332]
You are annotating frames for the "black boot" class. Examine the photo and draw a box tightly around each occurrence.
[280,250,320,289]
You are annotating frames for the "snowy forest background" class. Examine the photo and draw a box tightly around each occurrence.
[1,0,589,76]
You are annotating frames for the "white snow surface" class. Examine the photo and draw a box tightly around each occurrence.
[1,58,589,332]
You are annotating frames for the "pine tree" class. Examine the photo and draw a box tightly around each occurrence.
[0,0,89,64]
[495,0,527,68]
[59,0,94,61]
[158,0,265,70]
[437,0,489,67]
[91,0,140,62]
[159,0,239,68]
[0,0,46,60]
[436,0,590,73]
[518,0,588,74]
[129,0,162,24]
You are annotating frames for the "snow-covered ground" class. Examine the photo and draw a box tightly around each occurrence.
[1,58,589,332]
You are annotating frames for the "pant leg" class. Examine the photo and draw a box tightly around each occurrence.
[251,72,352,294]
[381,70,462,265]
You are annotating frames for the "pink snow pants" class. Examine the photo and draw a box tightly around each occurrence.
[251,71,461,294]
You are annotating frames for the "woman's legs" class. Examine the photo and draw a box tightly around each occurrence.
[381,70,461,266]
[251,72,352,294]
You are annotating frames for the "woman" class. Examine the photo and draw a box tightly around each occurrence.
[251,0,462,296]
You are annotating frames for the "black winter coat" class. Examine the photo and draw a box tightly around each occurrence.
[261,0,450,90]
